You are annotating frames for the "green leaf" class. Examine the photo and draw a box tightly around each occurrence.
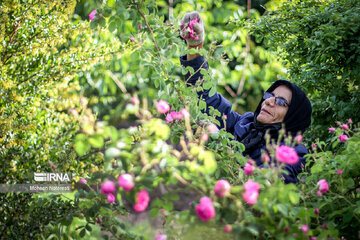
[202,151,217,174]
[79,229,86,238]
[311,164,322,174]
[107,0,115,7]
[289,191,299,204]
[105,147,121,159]
[199,100,206,110]
[75,140,91,157]
[150,207,160,219]
[203,81,212,90]
[276,204,288,216]
[85,224,92,231]
[88,135,104,148]
[209,87,216,97]
[163,201,173,211]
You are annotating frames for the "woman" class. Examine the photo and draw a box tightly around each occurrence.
[179,11,312,183]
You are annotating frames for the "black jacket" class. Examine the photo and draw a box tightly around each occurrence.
[180,55,311,183]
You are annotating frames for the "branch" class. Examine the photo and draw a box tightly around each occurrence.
[225,85,237,98]
[136,3,160,54]
[2,20,22,63]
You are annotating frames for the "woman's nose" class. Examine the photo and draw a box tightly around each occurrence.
[264,96,275,106]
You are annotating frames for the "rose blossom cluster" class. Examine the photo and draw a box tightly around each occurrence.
[165,111,183,123]
[328,118,354,142]
[155,100,190,124]
[100,174,150,212]
[180,17,200,40]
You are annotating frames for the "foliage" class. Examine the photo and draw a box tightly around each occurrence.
[0,0,107,238]
[72,96,360,239]
[251,0,360,143]
[2,0,360,239]
[73,0,285,124]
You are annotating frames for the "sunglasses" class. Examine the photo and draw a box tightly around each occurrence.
[263,92,289,107]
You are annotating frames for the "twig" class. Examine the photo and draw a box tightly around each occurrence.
[136,2,160,54]
[2,20,22,63]
[107,70,128,94]
[225,85,237,98]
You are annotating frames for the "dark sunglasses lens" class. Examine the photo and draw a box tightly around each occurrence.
[275,98,287,106]
[263,92,273,99]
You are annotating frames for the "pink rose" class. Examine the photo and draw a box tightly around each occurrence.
[130,37,135,42]
[156,235,167,240]
[195,196,216,222]
[341,124,349,130]
[317,179,329,193]
[172,111,183,120]
[156,100,170,114]
[138,24,142,29]
[328,127,335,132]
[244,160,255,176]
[242,179,260,205]
[223,225,232,233]
[165,113,174,123]
[207,123,218,134]
[107,194,115,203]
[339,134,348,142]
[133,190,150,212]
[310,237,317,240]
[89,10,97,21]
[131,96,139,105]
[201,133,208,142]
[275,145,299,165]
[294,134,303,144]
[312,143,317,150]
[214,179,231,197]
[299,224,309,234]
[337,169,343,175]
[348,118,353,124]
[51,165,56,169]
[79,178,87,184]
[314,208,319,214]
[118,173,134,192]
[97,217,102,223]
[101,180,116,195]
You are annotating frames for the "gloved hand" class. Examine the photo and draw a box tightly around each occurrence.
[180,11,204,47]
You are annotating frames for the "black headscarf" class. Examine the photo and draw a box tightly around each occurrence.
[241,80,312,153]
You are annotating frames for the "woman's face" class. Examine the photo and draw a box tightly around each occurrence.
[256,85,292,124]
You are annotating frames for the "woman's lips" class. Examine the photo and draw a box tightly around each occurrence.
[261,109,271,116]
